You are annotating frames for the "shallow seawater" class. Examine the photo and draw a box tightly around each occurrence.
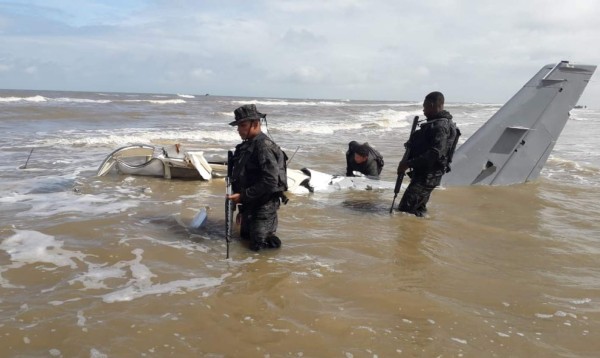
[1,90,599,356]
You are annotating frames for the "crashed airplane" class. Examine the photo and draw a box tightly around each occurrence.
[443,61,596,186]
[289,61,597,192]
[97,61,596,193]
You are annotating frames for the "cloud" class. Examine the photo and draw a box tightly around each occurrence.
[0,0,599,105]
[280,28,325,47]
[24,66,37,74]
[190,68,214,79]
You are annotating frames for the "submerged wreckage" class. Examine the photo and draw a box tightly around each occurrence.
[97,61,596,193]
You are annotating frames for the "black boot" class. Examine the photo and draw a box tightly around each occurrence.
[264,235,281,249]
[249,240,263,251]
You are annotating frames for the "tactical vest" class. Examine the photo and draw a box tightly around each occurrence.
[275,144,288,192]
[370,147,384,174]
[411,118,460,174]
[427,118,460,173]
[231,134,288,201]
[444,120,461,173]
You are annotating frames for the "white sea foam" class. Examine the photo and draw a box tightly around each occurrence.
[102,270,225,302]
[119,233,212,254]
[570,298,592,305]
[356,326,376,333]
[268,254,342,277]
[451,337,468,344]
[355,109,417,129]
[445,102,502,108]
[0,95,113,104]
[217,111,233,117]
[55,97,112,104]
[70,262,128,290]
[90,348,108,358]
[277,122,363,134]
[1,190,139,218]
[177,94,195,98]
[35,128,241,147]
[77,310,86,326]
[543,156,599,186]
[570,116,592,121]
[0,230,88,270]
[231,99,427,108]
[0,95,181,105]
[534,311,577,319]
[231,99,346,106]
[122,99,186,104]
[0,95,47,103]
[52,242,229,303]
[48,297,81,306]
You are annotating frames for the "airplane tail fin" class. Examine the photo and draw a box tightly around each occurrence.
[442,61,596,187]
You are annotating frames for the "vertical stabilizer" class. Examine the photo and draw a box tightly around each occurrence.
[442,61,596,187]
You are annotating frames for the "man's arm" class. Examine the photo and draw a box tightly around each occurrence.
[346,152,354,176]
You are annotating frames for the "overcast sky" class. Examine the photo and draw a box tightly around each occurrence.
[1,0,599,105]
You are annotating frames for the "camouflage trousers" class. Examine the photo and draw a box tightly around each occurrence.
[240,197,281,251]
[397,179,438,217]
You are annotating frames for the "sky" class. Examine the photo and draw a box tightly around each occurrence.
[1,0,600,105]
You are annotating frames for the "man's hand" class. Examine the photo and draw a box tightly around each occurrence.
[227,193,241,204]
[397,161,409,175]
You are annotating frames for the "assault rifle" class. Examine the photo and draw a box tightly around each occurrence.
[225,150,234,259]
[389,116,420,213]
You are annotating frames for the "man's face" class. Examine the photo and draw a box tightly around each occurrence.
[423,100,437,119]
[354,153,368,164]
[236,120,258,139]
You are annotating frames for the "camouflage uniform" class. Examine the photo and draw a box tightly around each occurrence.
[398,110,458,216]
[231,132,287,251]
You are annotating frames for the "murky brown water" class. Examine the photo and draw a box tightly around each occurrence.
[1,90,599,357]
[2,174,599,357]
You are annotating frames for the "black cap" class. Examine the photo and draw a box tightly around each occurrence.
[348,141,360,151]
[354,143,370,156]
[229,104,266,126]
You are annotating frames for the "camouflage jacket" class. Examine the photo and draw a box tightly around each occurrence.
[406,110,457,178]
[231,132,287,207]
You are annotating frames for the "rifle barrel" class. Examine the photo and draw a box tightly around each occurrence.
[389,116,419,213]
[225,151,234,259]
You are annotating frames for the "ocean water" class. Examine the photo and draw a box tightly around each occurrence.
[1,89,599,357]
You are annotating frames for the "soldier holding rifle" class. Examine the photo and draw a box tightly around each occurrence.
[396,92,459,217]
[227,104,288,252]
